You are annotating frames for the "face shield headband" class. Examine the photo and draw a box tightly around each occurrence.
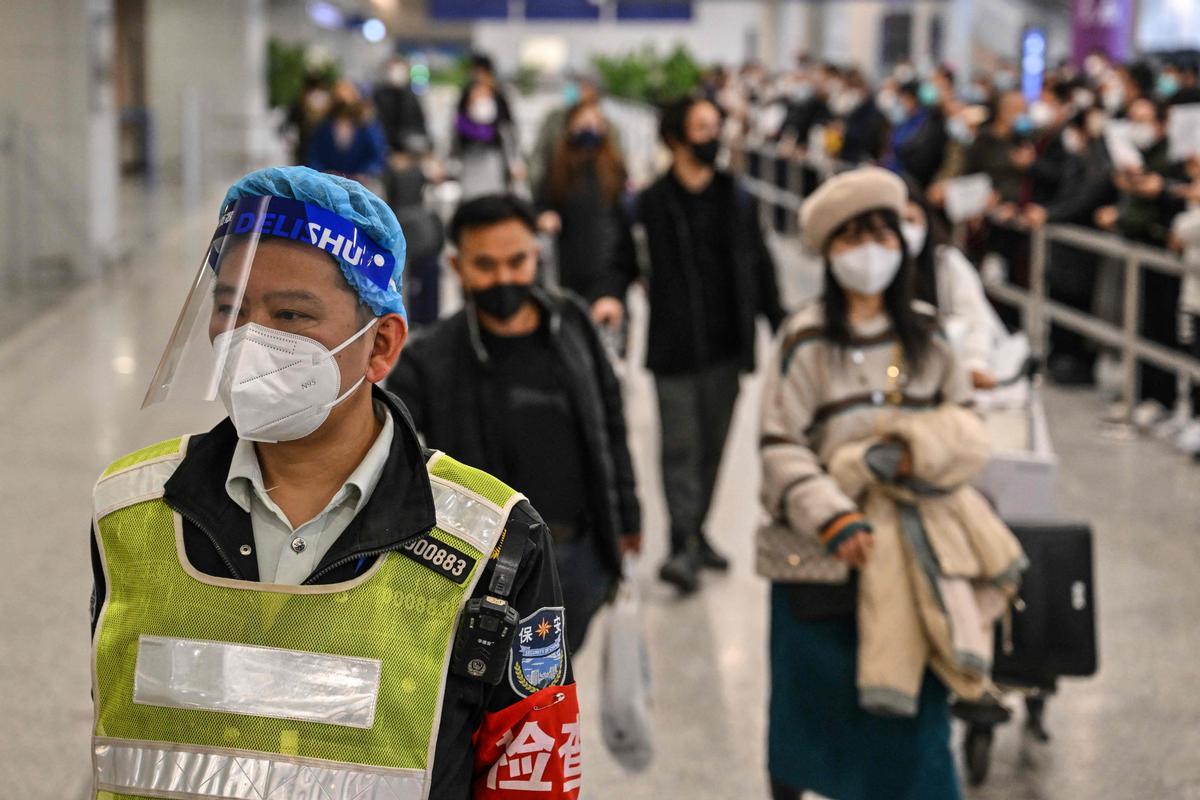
[208,195,397,296]
[141,195,396,409]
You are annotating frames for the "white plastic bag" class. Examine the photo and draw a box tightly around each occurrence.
[600,558,654,771]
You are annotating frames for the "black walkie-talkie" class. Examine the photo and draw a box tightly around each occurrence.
[449,521,530,685]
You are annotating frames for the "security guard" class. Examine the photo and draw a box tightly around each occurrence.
[88,167,581,800]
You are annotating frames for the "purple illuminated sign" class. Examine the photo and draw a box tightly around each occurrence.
[1071,0,1132,66]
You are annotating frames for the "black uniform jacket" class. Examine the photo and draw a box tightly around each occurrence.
[89,385,570,799]
[386,286,641,577]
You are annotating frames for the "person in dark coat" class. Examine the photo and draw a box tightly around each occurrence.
[375,58,443,328]
[305,81,387,181]
[286,71,332,167]
[374,56,428,155]
[839,69,889,164]
[387,195,641,652]
[1093,97,1188,408]
[886,81,948,189]
[635,96,786,593]
[1022,108,1117,384]
[962,90,1033,205]
[962,89,1035,315]
[535,100,639,332]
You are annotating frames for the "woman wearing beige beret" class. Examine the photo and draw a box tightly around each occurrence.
[758,166,1018,800]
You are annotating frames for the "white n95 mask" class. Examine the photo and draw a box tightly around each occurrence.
[830,242,903,296]
[900,222,928,256]
[213,318,377,443]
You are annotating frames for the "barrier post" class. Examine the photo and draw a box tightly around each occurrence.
[785,155,803,234]
[751,144,770,230]
[1029,226,1048,359]
[2,114,20,288]
[1121,252,1141,422]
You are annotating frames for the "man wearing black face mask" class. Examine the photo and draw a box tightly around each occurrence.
[387,194,642,652]
[635,97,786,593]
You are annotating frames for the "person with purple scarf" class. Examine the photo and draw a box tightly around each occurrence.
[453,54,524,198]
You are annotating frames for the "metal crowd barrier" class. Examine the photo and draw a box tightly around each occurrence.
[1005,223,1200,418]
[730,140,1200,423]
[732,140,857,217]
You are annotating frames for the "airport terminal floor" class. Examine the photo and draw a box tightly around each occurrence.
[3,180,1200,799]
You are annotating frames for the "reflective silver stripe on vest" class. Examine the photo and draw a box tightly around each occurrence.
[94,457,180,519]
[428,476,511,553]
[94,738,425,800]
[133,635,381,729]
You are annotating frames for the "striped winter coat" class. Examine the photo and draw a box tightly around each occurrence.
[756,300,974,583]
[757,302,1025,715]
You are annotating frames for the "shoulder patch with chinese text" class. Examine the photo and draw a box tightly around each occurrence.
[508,606,567,698]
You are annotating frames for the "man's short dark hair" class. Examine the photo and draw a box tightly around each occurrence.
[449,194,537,245]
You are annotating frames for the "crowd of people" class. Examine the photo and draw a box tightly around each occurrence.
[283,55,790,600]
[705,52,1200,449]
[210,47,1200,797]
[287,48,1200,436]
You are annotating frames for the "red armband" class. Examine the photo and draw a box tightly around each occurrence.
[472,683,582,799]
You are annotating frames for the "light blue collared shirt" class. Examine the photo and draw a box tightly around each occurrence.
[225,401,394,584]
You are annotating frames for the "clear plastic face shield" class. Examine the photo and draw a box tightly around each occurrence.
[143,195,396,418]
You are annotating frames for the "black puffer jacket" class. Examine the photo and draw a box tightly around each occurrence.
[633,169,785,375]
[387,287,640,576]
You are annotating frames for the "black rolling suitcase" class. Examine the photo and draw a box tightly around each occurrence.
[994,521,1099,686]
[960,521,1099,786]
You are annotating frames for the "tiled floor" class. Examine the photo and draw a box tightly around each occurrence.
[3,192,1198,799]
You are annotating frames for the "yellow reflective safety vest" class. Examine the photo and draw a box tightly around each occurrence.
[90,435,524,800]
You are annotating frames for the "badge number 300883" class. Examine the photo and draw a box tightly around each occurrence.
[400,534,475,582]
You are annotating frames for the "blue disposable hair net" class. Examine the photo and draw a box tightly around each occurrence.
[221,167,407,317]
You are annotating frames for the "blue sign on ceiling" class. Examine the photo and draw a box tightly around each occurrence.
[526,0,600,19]
[428,0,691,21]
[617,0,692,20]
[429,0,508,20]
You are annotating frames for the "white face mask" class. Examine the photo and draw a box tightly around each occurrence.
[901,222,928,256]
[213,318,377,443]
[1129,122,1158,150]
[333,118,355,149]
[1072,88,1095,111]
[1029,100,1057,130]
[946,117,974,145]
[830,89,863,117]
[790,82,814,102]
[830,242,903,296]
[1102,86,1124,113]
[1085,112,1108,139]
[1062,127,1086,155]
[468,96,498,125]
